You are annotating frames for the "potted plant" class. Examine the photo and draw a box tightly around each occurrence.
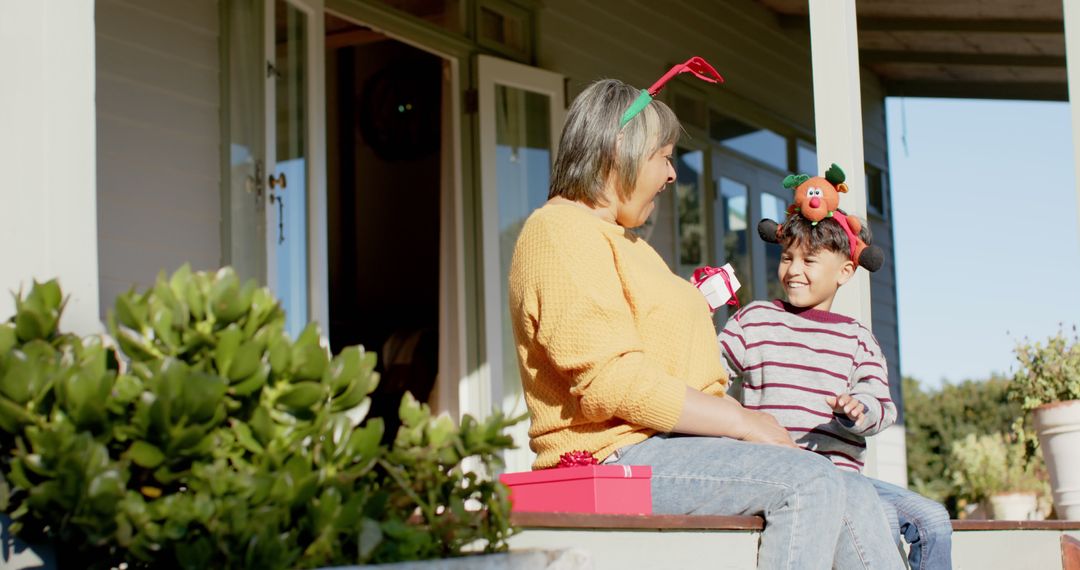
[1008,327,1080,520]
[0,267,523,569]
[949,432,1045,520]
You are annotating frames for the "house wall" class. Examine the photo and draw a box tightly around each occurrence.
[95,0,222,315]
[536,0,904,414]
[85,0,904,432]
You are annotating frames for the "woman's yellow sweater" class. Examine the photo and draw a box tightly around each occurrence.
[508,203,729,469]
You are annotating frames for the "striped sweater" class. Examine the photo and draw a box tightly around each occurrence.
[719,300,897,472]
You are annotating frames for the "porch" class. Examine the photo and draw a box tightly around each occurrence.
[508,513,1080,570]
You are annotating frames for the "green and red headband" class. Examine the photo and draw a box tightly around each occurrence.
[619,56,725,128]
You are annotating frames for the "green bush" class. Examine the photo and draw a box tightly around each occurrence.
[1008,326,1080,419]
[948,432,1044,507]
[903,375,1021,512]
[0,267,519,569]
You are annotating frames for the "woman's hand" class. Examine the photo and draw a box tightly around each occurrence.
[736,408,799,448]
[672,388,797,448]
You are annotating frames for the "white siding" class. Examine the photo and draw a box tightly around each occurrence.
[1,0,100,336]
[95,0,221,315]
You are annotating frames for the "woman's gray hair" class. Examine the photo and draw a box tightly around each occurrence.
[549,79,681,206]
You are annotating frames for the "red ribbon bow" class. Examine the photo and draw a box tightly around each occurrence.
[647,56,725,97]
[558,450,599,468]
[692,266,741,309]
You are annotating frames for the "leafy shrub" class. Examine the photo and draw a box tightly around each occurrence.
[903,375,1021,512]
[1009,326,1080,411]
[948,432,1045,507]
[0,267,519,569]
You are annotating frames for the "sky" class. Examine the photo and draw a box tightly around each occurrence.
[885,97,1080,389]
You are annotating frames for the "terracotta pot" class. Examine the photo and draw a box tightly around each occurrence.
[1033,400,1080,520]
[988,492,1038,520]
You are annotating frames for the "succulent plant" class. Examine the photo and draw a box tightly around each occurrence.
[0,266,519,569]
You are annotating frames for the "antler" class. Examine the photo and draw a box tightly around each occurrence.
[647,56,724,96]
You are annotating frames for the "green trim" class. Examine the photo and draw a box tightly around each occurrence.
[218,0,231,270]
[460,55,482,394]
[619,90,653,127]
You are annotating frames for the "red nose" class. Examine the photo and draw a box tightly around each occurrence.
[809,197,821,209]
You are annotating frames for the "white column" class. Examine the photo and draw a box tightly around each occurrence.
[808,0,871,325]
[0,0,100,335]
[808,0,911,484]
[1066,0,1080,249]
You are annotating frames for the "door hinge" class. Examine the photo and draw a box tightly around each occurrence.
[464,88,478,114]
[248,159,266,205]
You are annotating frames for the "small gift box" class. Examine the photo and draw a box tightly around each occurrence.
[692,264,741,312]
[500,465,653,515]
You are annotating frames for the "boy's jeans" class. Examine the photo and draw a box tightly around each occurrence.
[609,435,904,570]
[870,477,953,570]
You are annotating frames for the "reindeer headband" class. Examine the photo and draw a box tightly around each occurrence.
[758,163,886,272]
[619,57,724,128]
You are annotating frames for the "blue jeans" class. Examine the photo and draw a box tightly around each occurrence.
[870,478,953,570]
[609,435,904,569]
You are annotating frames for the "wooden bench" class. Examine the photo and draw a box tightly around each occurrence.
[509,513,1080,569]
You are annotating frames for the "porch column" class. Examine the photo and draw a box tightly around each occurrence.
[808,0,871,325]
[1065,0,1080,248]
[0,0,100,335]
[808,0,909,485]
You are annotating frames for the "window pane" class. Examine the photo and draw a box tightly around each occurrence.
[274,0,309,338]
[494,85,550,438]
[761,193,788,301]
[478,1,528,56]
[866,166,886,217]
[718,177,752,307]
[710,110,786,170]
[676,149,706,279]
[797,140,817,174]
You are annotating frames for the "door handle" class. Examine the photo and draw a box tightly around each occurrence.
[269,172,287,191]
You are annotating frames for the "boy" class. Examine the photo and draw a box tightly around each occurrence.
[719,212,953,570]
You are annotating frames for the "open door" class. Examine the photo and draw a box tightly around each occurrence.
[264,0,328,338]
[475,55,564,472]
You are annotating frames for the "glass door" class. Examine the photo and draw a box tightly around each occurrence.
[264,0,326,338]
[476,55,564,472]
[713,151,787,322]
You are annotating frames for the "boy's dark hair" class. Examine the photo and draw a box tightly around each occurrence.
[779,213,873,256]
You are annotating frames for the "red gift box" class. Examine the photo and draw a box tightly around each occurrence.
[499,465,652,515]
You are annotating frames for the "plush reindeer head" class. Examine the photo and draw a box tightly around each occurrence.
[783,163,848,224]
[759,163,885,273]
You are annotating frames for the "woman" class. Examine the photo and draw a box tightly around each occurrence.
[507,64,903,569]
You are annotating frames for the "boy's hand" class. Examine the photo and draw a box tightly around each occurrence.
[825,393,866,427]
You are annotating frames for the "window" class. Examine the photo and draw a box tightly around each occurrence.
[716,176,752,307]
[796,139,817,174]
[675,148,707,279]
[760,192,789,301]
[709,110,787,170]
[866,165,889,218]
[476,0,530,61]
